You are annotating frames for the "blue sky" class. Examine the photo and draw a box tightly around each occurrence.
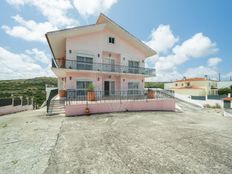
[0,0,231,81]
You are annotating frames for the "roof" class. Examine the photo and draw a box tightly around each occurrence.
[45,13,156,59]
[175,77,216,82]
[224,97,232,101]
[172,87,204,90]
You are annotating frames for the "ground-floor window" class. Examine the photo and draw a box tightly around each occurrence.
[76,81,93,96]
[128,82,139,95]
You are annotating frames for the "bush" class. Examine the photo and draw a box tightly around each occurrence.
[218,87,232,96]
[204,103,221,109]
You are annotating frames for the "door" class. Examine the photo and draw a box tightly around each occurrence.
[104,81,110,96]
[104,81,115,96]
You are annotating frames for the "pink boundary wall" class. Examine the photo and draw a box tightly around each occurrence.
[0,105,33,116]
[65,99,175,116]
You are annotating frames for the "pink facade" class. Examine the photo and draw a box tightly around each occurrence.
[57,28,146,91]
[65,99,176,116]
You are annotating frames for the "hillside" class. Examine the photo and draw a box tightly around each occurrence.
[0,77,57,107]
[145,82,164,89]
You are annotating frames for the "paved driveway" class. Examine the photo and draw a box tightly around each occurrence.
[1,102,232,174]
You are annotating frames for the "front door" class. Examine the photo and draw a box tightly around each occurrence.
[104,81,110,96]
[104,81,115,96]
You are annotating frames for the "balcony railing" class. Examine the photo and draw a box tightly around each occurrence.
[52,58,156,76]
[65,89,174,104]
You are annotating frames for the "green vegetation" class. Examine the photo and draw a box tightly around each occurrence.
[0,123,8,128]
[145,82,164,89]
[204,103,221,109]
[87,83,95,91]
[0,77,57,107]
[11,160,18,165]
[218,85,232,96]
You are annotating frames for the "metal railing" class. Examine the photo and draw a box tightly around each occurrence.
[52,58,156,76]
[65,89,174,105]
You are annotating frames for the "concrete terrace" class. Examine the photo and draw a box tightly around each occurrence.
[1,101,232,173]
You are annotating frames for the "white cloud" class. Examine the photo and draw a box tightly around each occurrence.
[222,72,232,80]
[2,15,57,43]
[0,46,54,80]
[145,26,220,82]
[173,33,218,58]
[6,0,78,27]
[25,48,50,64]
[73,0,117,17]
[146,25,179,54]
[207,57,222,67]
[184,66,218,80]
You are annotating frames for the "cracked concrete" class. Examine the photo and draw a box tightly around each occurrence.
[1,101,232,174]
[0,108,64,174]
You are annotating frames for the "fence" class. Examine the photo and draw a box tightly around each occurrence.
[191,95,227,100]
[65,89,174,105]
[0,96,34,116]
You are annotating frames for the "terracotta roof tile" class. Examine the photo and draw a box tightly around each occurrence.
[224,97,232,101]
[175,78,208,82]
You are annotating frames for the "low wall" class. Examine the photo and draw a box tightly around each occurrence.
[0,105,33,116]
[65,99,175,116]
[175,93,223,108]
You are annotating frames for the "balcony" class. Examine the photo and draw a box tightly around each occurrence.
[52,58,156,76]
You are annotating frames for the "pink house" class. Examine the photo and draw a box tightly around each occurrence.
[46,14,175,116]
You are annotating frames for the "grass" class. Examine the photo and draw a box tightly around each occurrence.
[0,123,8,128]
[0,77,57,107]
[204,103,221,109]
[11,160,18,165]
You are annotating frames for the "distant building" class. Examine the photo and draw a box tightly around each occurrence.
[164,82,174,90]
[217,81,232,89]
[171,77,218,96]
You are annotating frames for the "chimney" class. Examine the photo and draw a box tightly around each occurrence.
[204,75,208,80]
[183,76,186,80]
[228,93,231,98]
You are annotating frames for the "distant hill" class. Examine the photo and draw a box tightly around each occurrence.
[0,77,57,107]
[145,82,164,89]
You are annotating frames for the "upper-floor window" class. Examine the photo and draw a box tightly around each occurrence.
[128,60,139,74]
[109,37,115,44]
[76,56,93,70]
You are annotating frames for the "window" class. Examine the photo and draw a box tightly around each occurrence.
[109,37,115,44]
[103,58,115,72]
[128,82,139,95]
[76,81,92,96]
[175,83,178,86]
[128,61,139,73]
[76,56,93,70]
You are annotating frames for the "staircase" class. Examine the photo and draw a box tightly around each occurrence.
[47,99,65,115]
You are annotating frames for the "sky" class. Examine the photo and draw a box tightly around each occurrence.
[0,0,231,81]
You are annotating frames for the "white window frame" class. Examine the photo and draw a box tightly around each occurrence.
[128,82,139,95]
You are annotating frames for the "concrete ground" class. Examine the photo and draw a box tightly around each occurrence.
[1,101,232,174]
